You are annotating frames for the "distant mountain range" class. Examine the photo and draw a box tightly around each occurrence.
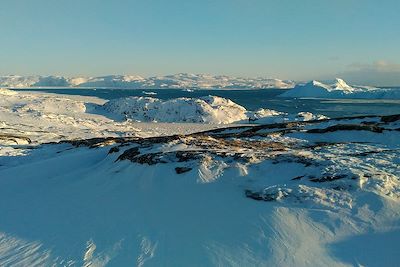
[0,73,295,89]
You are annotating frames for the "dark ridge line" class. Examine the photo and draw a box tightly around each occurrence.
[41,113,399,148]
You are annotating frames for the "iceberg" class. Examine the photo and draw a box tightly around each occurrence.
[279,78,400,99]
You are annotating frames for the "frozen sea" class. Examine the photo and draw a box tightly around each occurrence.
[13,88,400,118]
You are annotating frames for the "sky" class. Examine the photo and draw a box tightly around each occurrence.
[0,0,399,86]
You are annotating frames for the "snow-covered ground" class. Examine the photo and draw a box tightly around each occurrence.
[0,88,327,152]
[280,78,400,99]
[0,74,295,89]
[0,89,399,266]
[0,89,254,154]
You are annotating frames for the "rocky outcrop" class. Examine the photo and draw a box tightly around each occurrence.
[51,115,400,203]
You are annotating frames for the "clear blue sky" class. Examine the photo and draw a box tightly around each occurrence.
[0,0,399,85]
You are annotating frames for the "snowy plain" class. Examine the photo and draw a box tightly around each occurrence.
[0,88,399,266]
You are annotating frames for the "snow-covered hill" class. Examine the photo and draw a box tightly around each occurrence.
[280,78,400,99]
[0,74,295,89]
[103,96,327,124]
[103,96,248,124]
[1,89,247,152]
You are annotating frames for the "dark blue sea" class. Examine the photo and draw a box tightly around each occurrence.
[15,88,400,118]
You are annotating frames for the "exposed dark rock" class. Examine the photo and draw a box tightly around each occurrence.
[272,155,316,167]
[292,175,305,181]
[137,135,183,146]
[355,150,383,157]
[307,124,384,134]
[175,151,203,162]
[116,147,140,162]
[60,137,138,148]
[108,146,120,154]
[175,167,192,174]
[381,114,400,123]
[309,174,347,183]
[245,189,288,202]
[133,153,168,165]
[245,190,273,201]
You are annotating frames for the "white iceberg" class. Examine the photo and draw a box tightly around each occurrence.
[280,78,400,99]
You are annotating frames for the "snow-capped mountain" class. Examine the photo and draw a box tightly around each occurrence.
[280,78,400,99]
[0,74,295,89]
[0,75,40,88]
[75,75,146,88]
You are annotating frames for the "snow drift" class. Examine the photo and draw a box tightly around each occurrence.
[280,78,400,99]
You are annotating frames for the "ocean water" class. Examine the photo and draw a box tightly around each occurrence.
[15,88,400,118]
